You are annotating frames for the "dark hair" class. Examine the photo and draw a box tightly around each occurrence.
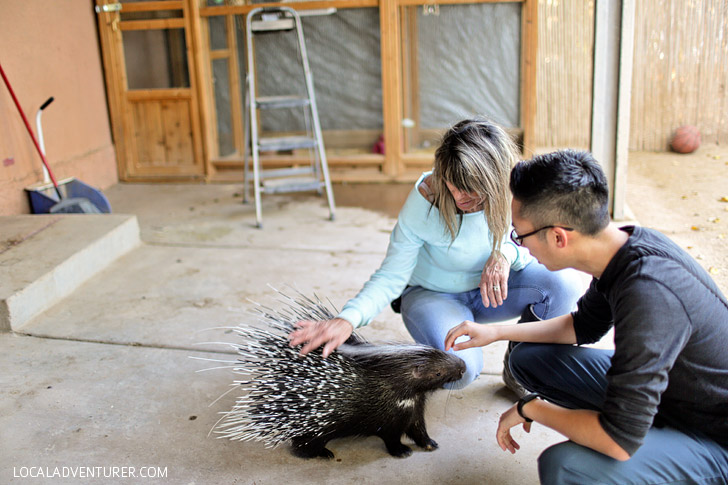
[509,149,610,235]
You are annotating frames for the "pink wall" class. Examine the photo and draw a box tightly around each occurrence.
[0,1,118,215]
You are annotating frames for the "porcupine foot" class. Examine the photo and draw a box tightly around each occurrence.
[385,441,413,458]
[290,436,335,459]
[416,437,439,451]
[406,416,438,451]
[380,433,413,458]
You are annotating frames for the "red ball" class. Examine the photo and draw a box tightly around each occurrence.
[670,125,701,154]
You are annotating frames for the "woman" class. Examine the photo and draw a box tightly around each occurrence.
[290,118,584,390]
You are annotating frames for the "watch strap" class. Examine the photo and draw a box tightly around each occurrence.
[517,392,540,422]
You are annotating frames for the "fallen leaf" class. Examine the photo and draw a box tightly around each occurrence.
[709,267,719,275]
[719,196,728,202]
[681,195,688,200]
[691,226,700,231]
[718,234,725,239]
[708,217,720,223]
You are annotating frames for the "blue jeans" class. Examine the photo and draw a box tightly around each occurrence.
[400,261,584,389]
[510,343,728,485]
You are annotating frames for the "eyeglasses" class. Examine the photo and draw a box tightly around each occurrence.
[510,226,574,246]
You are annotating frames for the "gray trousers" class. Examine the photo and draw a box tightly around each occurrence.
[510,343,728,485]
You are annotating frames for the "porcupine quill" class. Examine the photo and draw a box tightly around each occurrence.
[196,287,466,459]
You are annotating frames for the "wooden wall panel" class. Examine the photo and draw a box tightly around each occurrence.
[133,102,165,165]
[534,0,728,152]
[630,0,728,150]
[162,100,194,164]
[533,0,594,150]
[131,99,195,169]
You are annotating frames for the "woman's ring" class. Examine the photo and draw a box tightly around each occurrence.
[492,285,500,291]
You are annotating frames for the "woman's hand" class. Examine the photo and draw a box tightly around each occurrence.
[444,320,501,351]
[480,252,510,308]
[288,318,354,358]
[496,403,532,454]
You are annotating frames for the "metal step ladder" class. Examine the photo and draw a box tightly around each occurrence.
[243,6,336,228]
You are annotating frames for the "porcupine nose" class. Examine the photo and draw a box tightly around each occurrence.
[453,358,466,379]
[458,361,466,378]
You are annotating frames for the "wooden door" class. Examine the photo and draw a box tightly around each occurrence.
[95,0,204,180]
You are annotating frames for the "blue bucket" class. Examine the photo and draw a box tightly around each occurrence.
[25,178,112,214]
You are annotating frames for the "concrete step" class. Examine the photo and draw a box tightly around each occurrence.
[0,214,140,331]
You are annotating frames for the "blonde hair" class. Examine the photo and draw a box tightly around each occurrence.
[431,118,519,253]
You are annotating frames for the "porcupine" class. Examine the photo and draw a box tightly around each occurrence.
[209,289,466,459]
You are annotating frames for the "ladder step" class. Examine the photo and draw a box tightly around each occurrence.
[251,14,295,32]
[256,95,310,110]
[262,177,323,194]
[259,167,314,179]
[258,136,317,152]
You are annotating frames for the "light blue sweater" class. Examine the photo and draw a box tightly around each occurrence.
[338,172,533,328]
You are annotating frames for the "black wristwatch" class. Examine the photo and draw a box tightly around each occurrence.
[517,393,540,422]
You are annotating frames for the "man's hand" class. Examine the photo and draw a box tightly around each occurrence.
[288,318,354,358]
[480,252,510,308]
[496,403,532,454]
[444,320,501,351]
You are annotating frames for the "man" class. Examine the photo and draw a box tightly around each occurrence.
[445,150,728,484]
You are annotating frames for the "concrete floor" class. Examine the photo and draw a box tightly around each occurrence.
[1,183,590,485]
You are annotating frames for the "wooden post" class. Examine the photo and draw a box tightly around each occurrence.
[227,14,245,159]
[380,0,403,177]
[521,0,537,156]
[187,0,213,178]
[400,6,419,153]
[613,0,635,220]
[94,0,128,180]
[590,0,634,219]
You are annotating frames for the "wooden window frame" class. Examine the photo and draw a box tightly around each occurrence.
[193,0,536,182]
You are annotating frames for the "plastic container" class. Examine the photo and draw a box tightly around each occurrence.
[25,178,112,214]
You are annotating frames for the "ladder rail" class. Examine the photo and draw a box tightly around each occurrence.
[243,6,336,228]
[245,11,263,227]
[291,8,336,220]
[242,74,250,204]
